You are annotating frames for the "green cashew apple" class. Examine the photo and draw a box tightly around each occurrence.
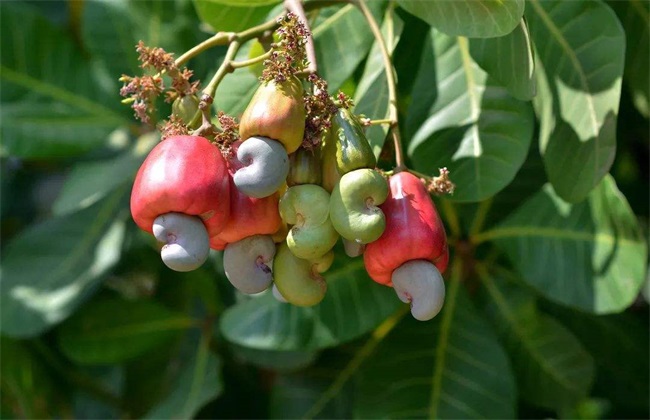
[172,94,200,128]
[332,108,376,175]
[287,147,322,187]
[279,184,338,260]
[392,260,445,321]
[153,212,210,272]
[223,235,275,294]
[329,168,388,244]
[233,136,290,198]
[273,242,333,306]
[321,128,341,193]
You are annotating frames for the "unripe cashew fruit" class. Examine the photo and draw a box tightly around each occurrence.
[239,76,306,153]
[172,95,200,128]
[329,168,388,244]
[364,171,448,286]
[210,147,281,250]
[131,135,230,239]
[153,212,210,272]
[273,242,333,306]
[392,260,445,321]
[343,239,365,258]
[321,128,341,193]
[233,136,290,198]
[279,184,338,260]
[287,147,322,187]
[271,283,288,303]
[223,235,275,294]
[332,108,376,175]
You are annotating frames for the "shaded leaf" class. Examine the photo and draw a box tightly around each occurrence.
[396,0,524,38]
[354,6,404,158]
[355,275,516,419]
[479,269,595,410]
[231,344,318,372]
[220,252,401,351]
[482,176,647,313]
[53,132,158,216]
[407,30,534,202]
[57,298,195,364]
[73,366,123,419]
[470,18,536,100]
[526,0,625,202]
[0,189,129,337]
[607,0,650,117]
[193,0,278,32]
[0,2,127,159]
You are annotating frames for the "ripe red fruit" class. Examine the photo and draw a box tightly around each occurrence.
[130,135,230,237]
[364,171,448,286]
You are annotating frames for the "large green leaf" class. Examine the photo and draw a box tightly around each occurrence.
[526,0,625,203]
[0,190,129,337]
[546,305,650,415]
[219,253,401,351]
[407,30,534,202]
[355,277,516,418]
[0,3,127,159]
[478,176,647,313]
[57,298,195,364]
[607,0,649,117]
[396,0,524,38]
[479,269,595,410]
[193,0,278,33]
[353,6,404,158]
[53,132,158,216]
[143,330,222,419]
[470,18,536,101]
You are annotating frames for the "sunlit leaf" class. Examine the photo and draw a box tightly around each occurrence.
[396,0,524,38]
[407,30,534,202]
[193,0,278,32]
[482,176,647,313]
[527,0,625,202]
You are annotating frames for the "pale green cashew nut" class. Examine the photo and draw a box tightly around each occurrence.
[271,284,288,303]
[343,238,365,257]
[279,184,338,260]
[392,260,446,321]
[153,212,209,272]
[273,242,334,307]
[329,168,388,244]
[223,235,275,294]
[234,136,290,198]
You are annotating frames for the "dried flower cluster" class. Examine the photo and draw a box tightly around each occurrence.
[214,111,240,153]
[302,74,339,149]
[427,167,455,195]
[160,115,190,140]
[120,41,200,125]
[261,12,310,83]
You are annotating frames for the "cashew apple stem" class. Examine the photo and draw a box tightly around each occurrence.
[354,0,405,170]
[230,50,273,69]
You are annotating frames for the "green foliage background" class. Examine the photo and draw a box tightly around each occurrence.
[1,0,648,418]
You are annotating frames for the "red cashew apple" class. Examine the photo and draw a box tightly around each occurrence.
[130,135,230,271]
[364,171,449,285]
[210,142,282,250]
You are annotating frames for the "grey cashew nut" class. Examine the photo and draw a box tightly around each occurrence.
[223,235,275,294]
[234,136,290,198]
[392,260,446,321]
[153,212,209,272]
[271,284,288,303]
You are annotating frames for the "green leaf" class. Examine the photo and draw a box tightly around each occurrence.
[0,189,129,337]
[53,132,158,216]
[219,253,401,351]
[355,277,516,418]
[526,0,625,203]
[480,269,595,410]
[143,332,222,419]
[607,0,650,117]
[470,18,536,101]
[231,344,318,372]
[546,305,650,414]
[57,298,195,364]
[481,176,647,313]
[353,6,404,158]
[407,31,534,202]
[0,3,127,159]
[214,44,261,117]
[73,366,123,419]
[396,0,524,38]
[193,0,278,32]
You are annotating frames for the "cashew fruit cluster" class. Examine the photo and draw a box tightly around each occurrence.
[130,81,449,321]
